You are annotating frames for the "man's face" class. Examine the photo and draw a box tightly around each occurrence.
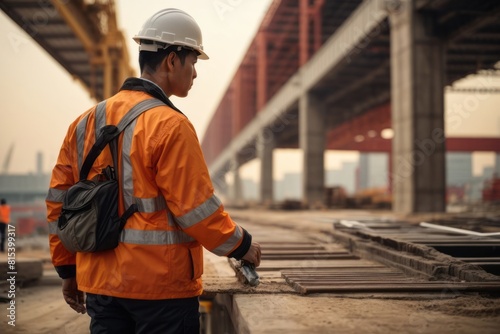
[169,51,198,98]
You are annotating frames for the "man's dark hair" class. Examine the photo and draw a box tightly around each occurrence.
[1,199,6,205]
[139,44,195,73]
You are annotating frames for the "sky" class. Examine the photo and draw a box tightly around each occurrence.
[0,0,272,175]
[0,0,499,180]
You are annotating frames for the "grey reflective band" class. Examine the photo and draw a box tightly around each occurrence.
[175,194,222,229]
[95,101,107,140]
[134,195,167,213]
[122,118,136,208]
[76,101,106,172]
[119,99,165,209]
[167,210,176,226]
[48,221,58,234]
[120,229,194,245]
[116,99,165,132]
[76,114,89,172]
[46,188,67,202]
[211,226,243,256]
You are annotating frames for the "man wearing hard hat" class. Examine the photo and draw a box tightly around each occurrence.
[46,8,261,334]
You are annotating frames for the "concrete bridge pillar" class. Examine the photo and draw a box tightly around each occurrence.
[230,156,243,206]
[495,154,500,175]
[212,170,229,199]
[257,129,274,206]
[390,0,446,213]
[299,92,326,208]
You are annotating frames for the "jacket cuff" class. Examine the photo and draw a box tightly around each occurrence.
[228,228,252,260]
[55,265,76,279]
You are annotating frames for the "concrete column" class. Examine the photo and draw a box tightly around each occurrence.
[358,153,370,190]
[212,170,229,198]
[390,0,446,213]
[230,156,243,206]
[257,129,274,205]
[299,92,326,208]
[495,153,500,175]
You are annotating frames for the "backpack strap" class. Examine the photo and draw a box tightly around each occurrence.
[79,98,165,181]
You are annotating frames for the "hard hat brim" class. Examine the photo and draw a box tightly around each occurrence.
[197,50,209,60]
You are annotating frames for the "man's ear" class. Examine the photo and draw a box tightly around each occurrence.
[164,52,177,70]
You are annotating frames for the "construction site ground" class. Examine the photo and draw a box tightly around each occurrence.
[2,208,500,333]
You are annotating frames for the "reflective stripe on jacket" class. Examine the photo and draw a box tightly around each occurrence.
[46,80,248,300]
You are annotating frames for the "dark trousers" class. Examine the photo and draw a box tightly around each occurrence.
[0,223,6,252]
[86,293,200,334]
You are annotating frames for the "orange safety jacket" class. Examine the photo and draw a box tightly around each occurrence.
[46,78,252,300]
[0,205,10,223]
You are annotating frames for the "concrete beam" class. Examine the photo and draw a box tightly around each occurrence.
[302,0,389,91]
[50,0,97,53]
[208,0,389,178]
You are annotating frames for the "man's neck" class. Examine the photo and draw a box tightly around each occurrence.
[139,76,168,95]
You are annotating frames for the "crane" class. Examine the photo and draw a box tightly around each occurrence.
[2,143,14,175]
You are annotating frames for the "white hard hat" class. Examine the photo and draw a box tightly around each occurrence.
[133,8,208,60]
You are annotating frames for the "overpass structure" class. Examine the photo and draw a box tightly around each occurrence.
[201,0,500,213]
[0,0,134,101]
[2,0,499,214]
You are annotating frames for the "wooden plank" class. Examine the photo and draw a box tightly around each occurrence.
[282,272,405,278]
[283,276,407,280]
[288,279,420,285]
[261,246,327,251]
[260,242,324,245]
[281,267,394,275]
[262,250,350,255]
[262,254,359,260]
[281,271,405,278]
[259,259,381,268]
[297,283,500,294]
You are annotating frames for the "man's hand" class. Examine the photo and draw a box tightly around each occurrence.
[62,277,86,314]
[242,242,261,267]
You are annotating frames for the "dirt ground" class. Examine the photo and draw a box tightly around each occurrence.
[2,210,500,333]
[3,273,500,334]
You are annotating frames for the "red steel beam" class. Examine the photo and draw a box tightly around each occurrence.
[327,137,500,152]
[313,0,324,52]
[299,0,309,66]
[446,138,500,152]
[257,30,267,111]
[232,70,242,137]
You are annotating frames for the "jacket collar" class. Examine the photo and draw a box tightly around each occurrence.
[119,77,184,115]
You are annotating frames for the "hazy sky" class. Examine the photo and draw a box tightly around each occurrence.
[0,0,272,174]
[0,0,499,178]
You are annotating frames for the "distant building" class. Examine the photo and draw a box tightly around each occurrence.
[495,153,500,175]
[357,153,388,191]
[275,172,302,201]
[241,178,258,200]
[326,161,357,195]
[467,166,495,202]
[0,173,50,204]
[446,152,472,187]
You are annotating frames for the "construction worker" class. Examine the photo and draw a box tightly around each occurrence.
[46,8,261,334]
[0,198,10,252]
